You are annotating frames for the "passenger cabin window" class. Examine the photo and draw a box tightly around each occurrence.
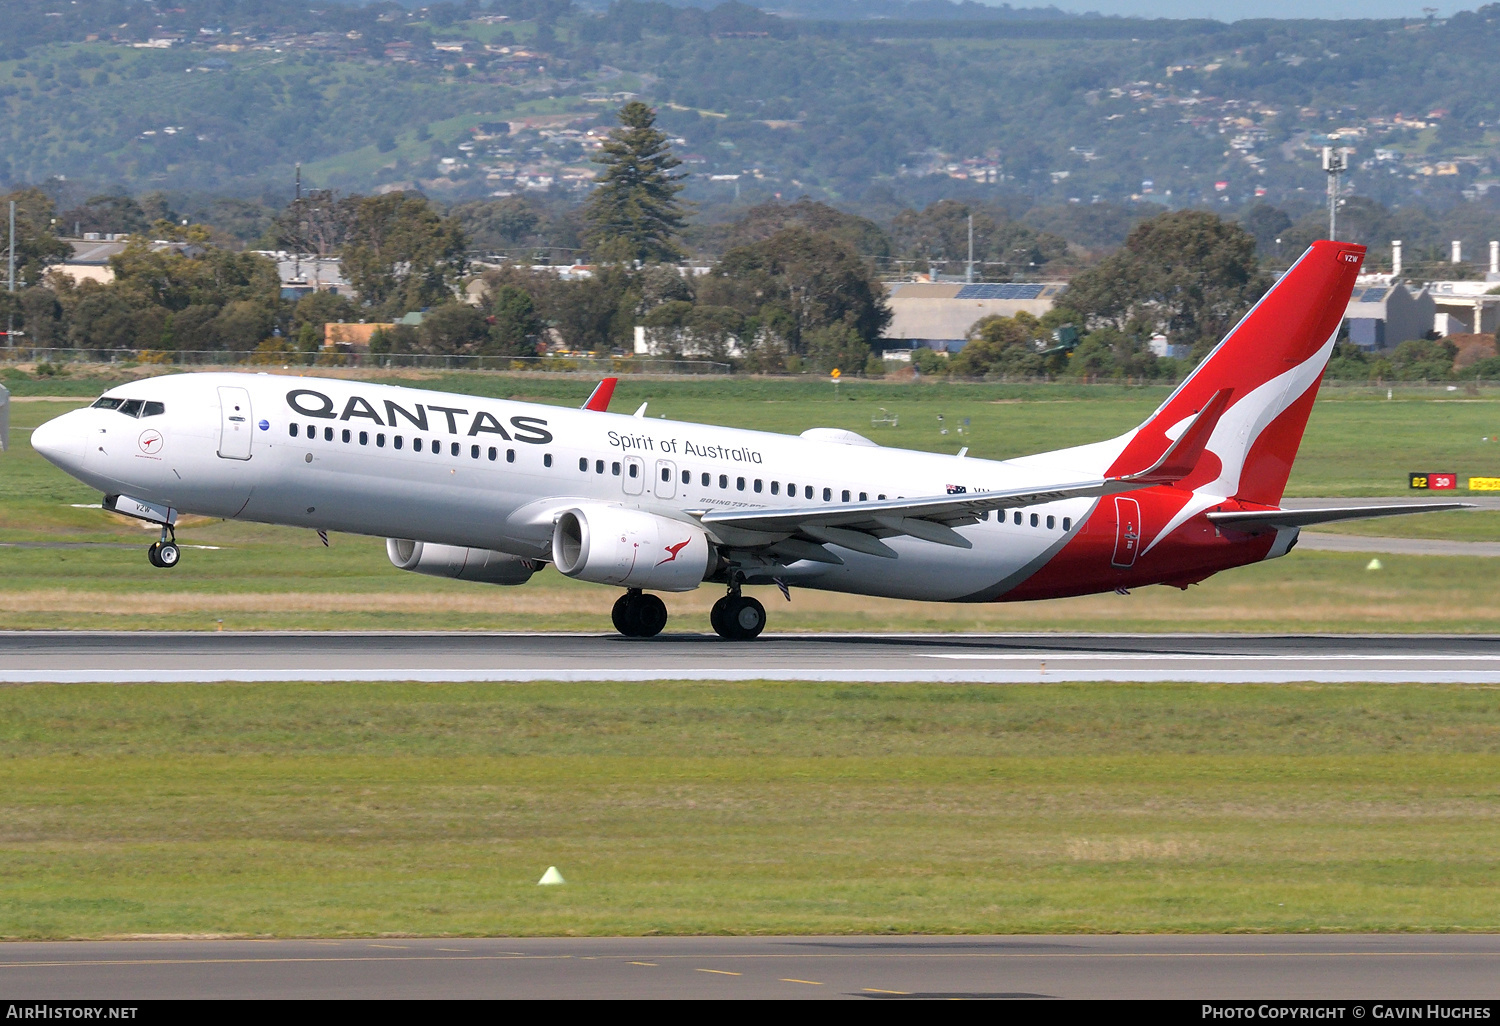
[628,463,638,478]
[859,492,867,502]
[1063,517,1072,531]
[771,482,780,496]
[91,397,123,410]
[612,461,621,476]
[596,460,605,474]
[580,458,589,472]
[753,479,762,493]
[471,444,481,459]
[141,401,165,417]
[681,470,690,485]
[394,437,404,450]
[342,429,351,443]
[1047,515,1055,530]
[377,434,386,447]
[290,423,299,438]
[823,487,832,501]
[661,468,671,482]
[702,473,711,487]
[487,447,496,461]
[1030,513,1039,527]
[544,453,553,467]
[451,442,460,457]
[506,449,515,463]
[323,427,333,442]
[359,431,368,445]
[719,475,728,489]
[841,490,851,502]
[1013,511,1022,525]
[805,486,813,499]
[736,477,746,491]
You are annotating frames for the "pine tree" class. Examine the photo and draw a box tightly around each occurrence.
[584,102,688,264]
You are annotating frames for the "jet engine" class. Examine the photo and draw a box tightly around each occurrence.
[386,538,539,585]
[551,504,714,592]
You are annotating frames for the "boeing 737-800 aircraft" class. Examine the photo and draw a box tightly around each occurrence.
[28,240,1466,638]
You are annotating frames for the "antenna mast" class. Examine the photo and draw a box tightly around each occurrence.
[1323,146,1347,241]
[6,201,14,350]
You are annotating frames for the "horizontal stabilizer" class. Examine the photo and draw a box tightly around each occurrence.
[1207,503,1474,533]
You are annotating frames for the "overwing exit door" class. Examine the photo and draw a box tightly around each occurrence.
[655,459,677,498]
[217,386,253,460]
[1111,496,1141,568]
[622,455,645,495]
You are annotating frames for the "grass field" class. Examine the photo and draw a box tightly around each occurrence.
[5,378,1500,632]
[2,679,1498,938]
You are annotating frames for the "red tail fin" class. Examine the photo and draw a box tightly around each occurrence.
[1105,240,1365,504]
[582,377,618,412]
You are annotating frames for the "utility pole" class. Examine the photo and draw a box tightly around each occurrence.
[966,213,975,284]
[1323,146,1347,241]
[293,163,302,282]
[6,201,14,351]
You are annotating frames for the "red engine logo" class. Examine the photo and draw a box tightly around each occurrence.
[657,539,691,566]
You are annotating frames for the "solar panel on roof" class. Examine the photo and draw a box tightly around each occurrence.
[1358,287,1388,302]
[954,284,1046,300]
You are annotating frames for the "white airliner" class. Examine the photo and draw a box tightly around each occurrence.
[29,240,1466,638]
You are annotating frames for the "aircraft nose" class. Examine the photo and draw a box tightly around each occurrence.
[30,412,84,468]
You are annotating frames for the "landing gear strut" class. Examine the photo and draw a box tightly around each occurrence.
[612,588,668,638]
[710,582,766,641]
[147,524,180,569]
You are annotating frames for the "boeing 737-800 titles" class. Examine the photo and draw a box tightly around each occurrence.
[27,241,1468,638]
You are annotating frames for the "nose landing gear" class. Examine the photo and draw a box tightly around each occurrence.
[710,584,766,641]
[147,525,180,569]
[612,588,668,638]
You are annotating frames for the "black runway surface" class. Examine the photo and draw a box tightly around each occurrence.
[3,935,1499,999]
[2,631,1499,683]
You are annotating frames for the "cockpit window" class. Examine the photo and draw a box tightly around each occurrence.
[117,399,144,418]
[92,397,123,410]
[141,401,165,418]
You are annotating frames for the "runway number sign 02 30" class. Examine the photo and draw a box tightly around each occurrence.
[1409,472,1457,490]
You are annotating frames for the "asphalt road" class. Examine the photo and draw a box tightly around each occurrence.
[3,631,1499,683]
[3,935,1499,999]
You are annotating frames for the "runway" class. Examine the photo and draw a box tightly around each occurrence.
[3,934,1499,999]
[3,631,1500,683]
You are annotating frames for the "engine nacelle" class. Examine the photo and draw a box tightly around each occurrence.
[386,538,539,586]
[551,504,713,592]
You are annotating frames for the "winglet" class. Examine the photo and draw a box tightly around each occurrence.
[1115,388,1232,486]
[582,377,618,412]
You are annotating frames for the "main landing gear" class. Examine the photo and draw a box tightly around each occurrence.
[610,585,769,640]
[147,524,180,569]
[612,588,669,638]
[710,584,766,641]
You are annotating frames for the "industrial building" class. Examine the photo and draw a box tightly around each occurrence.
[882,282,1068,352]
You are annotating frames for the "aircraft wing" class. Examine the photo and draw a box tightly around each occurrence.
[695,477,1138,561]
[1207,503,1474,533]
[694,392,1234,561]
